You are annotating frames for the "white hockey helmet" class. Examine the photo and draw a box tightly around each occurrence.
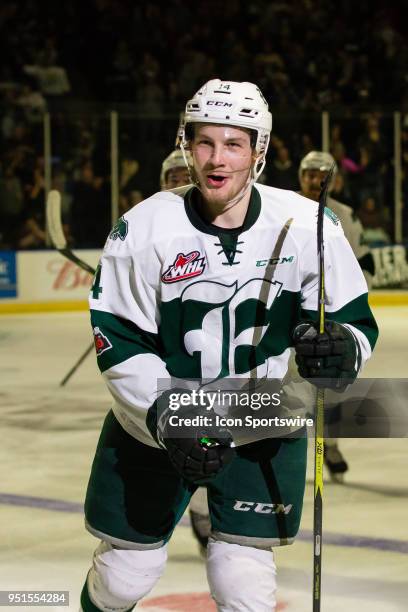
[179,79,272,181]
[299,150,338,183]
[160,149,192,189]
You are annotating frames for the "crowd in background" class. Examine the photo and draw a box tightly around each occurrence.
[0,0,408,249]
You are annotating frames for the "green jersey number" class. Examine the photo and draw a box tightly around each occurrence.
[91,263,103,299]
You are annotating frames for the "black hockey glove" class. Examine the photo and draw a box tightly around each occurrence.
[148,390,235,484]
[293,321,359,391]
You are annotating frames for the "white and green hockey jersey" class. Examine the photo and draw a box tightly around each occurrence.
[89,184,378,447]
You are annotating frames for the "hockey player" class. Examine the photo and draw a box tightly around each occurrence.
[298,150,376,480]
[82,80,378,612]
[299,150,375,288]
[160,149,191,190]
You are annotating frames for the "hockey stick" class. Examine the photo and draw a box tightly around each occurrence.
[313,165,335,611]
[46,190,97,386]
[59,342,95,386]
[46,190,96,275]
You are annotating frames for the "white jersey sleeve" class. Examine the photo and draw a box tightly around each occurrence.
[89,211,170,448]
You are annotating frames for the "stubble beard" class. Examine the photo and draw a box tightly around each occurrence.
[199,170,251,210]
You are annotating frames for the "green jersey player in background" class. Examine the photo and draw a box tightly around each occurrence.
[81,80,378,612]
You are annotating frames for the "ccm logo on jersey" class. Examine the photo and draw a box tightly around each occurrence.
[162,251,206,283]
[93,327,112,355]
[233,501,293,515]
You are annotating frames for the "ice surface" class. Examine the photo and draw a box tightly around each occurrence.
[0,307,407,611]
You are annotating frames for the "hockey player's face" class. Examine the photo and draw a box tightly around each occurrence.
[165,167,191,189]
[191,124,253,206]
[300,169,328,202]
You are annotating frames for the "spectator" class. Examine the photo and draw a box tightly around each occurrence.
[16,157,46,249]
[0,1,404,111]
[0,0,406,247]
[330,170,353,207]
[267,144,298,190]
[356,114,389,206]
[15,80,47,124]
[108,41,135,102]
[23,54,71,105]
[119,189,143,215]
[135,75,164,115]
[357,196,392,246]
[0,162,24,248]
[119,158,143,213]
[70,160,110,248]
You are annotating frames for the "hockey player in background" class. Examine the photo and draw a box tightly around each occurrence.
[160,149,191,189]
[298,151,375,288]
[298,150,376,480]
[81,80,378,611]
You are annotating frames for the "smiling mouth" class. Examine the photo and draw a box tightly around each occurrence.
[206,174,228,187]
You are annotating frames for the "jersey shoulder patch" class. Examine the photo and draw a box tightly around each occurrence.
[109,216,128,241]
[93,326,113,355]
[324,206,340,226]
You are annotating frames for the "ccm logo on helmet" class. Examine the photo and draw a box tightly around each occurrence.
[207,100,233,107]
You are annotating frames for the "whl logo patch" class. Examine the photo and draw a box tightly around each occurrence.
[162,251,206,283]
[93,327,112,355]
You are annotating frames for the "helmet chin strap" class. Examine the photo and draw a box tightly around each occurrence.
[222,168,253,208]
[223,153,266,208]
[180,143,194,184]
